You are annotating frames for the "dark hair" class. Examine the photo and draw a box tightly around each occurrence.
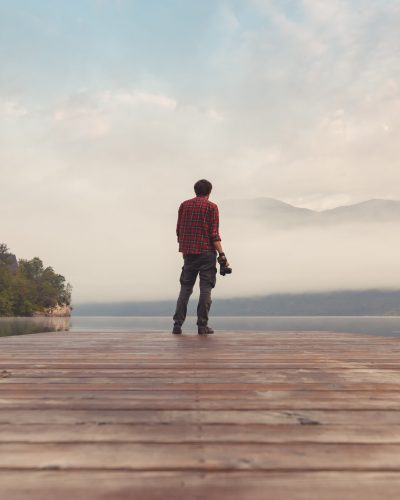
[194,179,212,196]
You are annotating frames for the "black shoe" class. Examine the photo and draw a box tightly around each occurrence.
[198,326,214,335]
[172,324,182,335]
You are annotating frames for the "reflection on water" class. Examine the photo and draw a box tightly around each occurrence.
[2,315,400,338]
[70,315,400,337]
[0,317,70,337]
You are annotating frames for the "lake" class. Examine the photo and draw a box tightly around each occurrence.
[2,315,400,337]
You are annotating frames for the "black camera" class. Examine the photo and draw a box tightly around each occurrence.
[219,262,232,276]
[218,253,232,276]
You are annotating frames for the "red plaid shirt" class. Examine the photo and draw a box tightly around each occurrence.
[176,196,221,254]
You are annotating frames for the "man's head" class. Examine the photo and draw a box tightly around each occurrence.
[194,179,212,197]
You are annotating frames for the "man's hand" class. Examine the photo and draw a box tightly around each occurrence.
[214,241,230,266]
[218,253,230,268]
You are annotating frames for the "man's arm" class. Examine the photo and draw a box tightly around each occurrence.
[176,204,183,242]
[209,205,221,246]
[210,205,230,265]
[213,240,224,255]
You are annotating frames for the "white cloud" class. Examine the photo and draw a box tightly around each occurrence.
[0,98,28,118]
[205,0,400,206]
[50,88,224,142]
[207,108,224,122]
[219,3,240,32]
[53,105,110,138]
[97,90,177,110]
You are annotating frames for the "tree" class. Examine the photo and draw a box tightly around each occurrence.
[0,253,13,315]
[0,243,9,256]
[18,257,44,281]
[0,246,72,316]
[0,243,11,265]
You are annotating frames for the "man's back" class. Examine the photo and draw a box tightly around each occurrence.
[176,195,220,255]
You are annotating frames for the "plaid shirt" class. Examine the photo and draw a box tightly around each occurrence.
[176,196,221,254]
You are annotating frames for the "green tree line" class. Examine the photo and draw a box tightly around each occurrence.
[0,243,72,316]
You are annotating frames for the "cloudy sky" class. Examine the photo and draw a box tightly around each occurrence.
[1,0,400,302]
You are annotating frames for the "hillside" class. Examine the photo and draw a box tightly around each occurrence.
[73,289,400,317]
[221,197,400,227]
[0,243,72,317]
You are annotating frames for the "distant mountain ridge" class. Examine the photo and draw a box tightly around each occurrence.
[73,290,400,317]
[220,198,400,226]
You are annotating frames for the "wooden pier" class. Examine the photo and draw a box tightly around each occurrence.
[1,329,400,499]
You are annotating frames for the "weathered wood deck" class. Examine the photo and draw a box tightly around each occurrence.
[1,329,400,499]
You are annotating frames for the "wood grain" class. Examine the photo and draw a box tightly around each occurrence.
[1,329,400,498]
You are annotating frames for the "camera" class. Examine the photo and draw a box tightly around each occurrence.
[218,253,232,276]
[219,262,232,276]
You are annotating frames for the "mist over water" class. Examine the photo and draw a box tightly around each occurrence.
[222,219,400,298]
[50,199,400,303]
[68,199,399,302]
[6,196,396,304]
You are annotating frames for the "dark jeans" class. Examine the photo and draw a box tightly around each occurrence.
[173,252,217,327]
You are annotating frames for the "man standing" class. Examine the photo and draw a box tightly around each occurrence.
[172,179,229,335]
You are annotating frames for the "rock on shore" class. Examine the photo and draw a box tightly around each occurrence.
[33,304,72,317]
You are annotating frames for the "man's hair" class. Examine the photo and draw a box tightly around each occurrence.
[194,179,212,196]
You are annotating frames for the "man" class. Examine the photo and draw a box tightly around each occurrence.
[172,179,229,335]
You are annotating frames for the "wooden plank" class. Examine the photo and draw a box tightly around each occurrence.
[2,423,400,444]
[0,471,400,500]
[6,362,400,369]
[2,409,400,425]
[2,368,400,381]
[4,382,400,391]
[3,395,400,410]
[3,442,400,470]
[1,389,399,398]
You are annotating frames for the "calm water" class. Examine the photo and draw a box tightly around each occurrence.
[2,316,400,337]
[0,317,71,337]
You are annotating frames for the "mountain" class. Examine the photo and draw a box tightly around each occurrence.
[73,290,400,316]
[322,199,400,223]
[221,197,315,226]
[220,197,400,227]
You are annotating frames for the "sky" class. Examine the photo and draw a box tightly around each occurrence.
[1,0,400,302]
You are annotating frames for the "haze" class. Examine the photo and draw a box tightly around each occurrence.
[1,1,399,302]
